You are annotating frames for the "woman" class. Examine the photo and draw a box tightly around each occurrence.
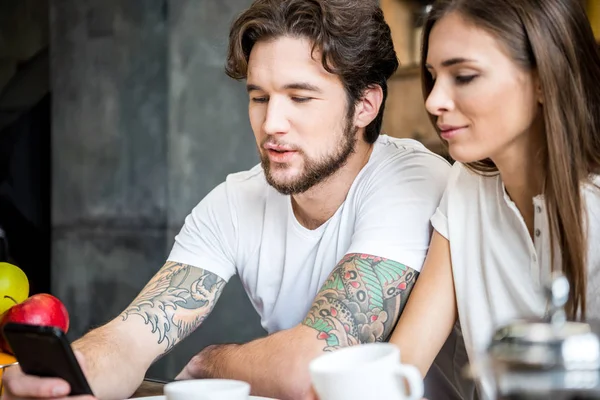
[389,0,600,398]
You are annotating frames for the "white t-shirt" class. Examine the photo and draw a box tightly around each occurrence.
[431,162,600,399]
[167,135,451,333]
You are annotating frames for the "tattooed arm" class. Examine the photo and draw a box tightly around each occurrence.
[71,262,225,400]
[302,253,416,349]
[176,253,418,400]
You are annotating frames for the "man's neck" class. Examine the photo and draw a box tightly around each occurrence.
[291,140,374,230]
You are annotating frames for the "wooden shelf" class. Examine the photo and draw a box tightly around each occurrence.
[380,0,448,160]
[392,64,420,79]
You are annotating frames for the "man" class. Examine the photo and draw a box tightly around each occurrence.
[4,0,451,399]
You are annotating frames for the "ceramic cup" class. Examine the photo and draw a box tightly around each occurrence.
[309,343,424,400]
[164,379,250,400]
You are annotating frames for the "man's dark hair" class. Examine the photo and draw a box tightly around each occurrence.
[226,0,399,143]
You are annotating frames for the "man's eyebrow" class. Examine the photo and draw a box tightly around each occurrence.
[425,57,475,70]
[246,84,262,93]
[245,82,323,93]
[282,82,323,93]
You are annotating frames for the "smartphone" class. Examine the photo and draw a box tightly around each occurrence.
[2,322,94,396]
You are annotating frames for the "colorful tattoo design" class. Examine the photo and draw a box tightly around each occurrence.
[303,253,418,351]
[121,262,225,352]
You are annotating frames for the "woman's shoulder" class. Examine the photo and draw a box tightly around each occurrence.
[586,174,600,191]
[582,174,600,209]
[445,161,500,195]
[434,162,502,225]
[582,174,600,218]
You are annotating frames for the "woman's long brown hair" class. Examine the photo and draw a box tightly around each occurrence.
[421,0,600,319]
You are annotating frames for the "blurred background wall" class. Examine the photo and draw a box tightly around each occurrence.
[49,0,264,379]
[0,0,598,381]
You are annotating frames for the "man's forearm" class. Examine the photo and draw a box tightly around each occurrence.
[183,254,419,400]
[72,318,159,400]
[184,326,319,400]
[74,262,226,400]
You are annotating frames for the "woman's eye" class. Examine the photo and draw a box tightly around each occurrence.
[456,75,477,85]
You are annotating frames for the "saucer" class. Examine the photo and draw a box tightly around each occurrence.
[132,396,276,400]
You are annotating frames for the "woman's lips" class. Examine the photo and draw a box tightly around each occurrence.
[439,126,467,140]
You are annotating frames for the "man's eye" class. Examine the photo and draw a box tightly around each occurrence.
[291,97,311,103]
[251,97,268,103]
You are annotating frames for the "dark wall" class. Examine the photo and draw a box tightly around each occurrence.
[50,0,265,380]
[0,0,51,295]
[0,93,51,295]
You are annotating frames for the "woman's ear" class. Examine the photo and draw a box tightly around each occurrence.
[534,70,543,104]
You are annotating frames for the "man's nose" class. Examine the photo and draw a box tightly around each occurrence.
[263,98,290,135]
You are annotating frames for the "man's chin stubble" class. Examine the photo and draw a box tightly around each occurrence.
[265,172,306,195]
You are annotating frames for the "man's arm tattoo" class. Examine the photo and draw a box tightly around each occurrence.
[302,253,418,351]
[120,262,225,353]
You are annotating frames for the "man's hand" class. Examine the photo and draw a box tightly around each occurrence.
[175,354,203,381]
[177,254,419,400]
[303,387,318,400]
[175,344,225,380]
[2,351,95,400]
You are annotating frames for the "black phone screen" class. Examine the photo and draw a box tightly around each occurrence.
[2,323,94,396]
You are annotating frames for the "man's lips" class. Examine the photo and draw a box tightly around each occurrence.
[263,143,298,163]
[264,143,295,152]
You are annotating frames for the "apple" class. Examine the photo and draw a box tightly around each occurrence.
[0,293,69,332]
[0,293,70,354]
[0,262,29,314]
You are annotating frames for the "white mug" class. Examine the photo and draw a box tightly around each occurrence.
[309,343,424,400]
[164,379,251,400]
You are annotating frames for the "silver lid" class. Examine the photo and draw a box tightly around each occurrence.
[488,273,600,371]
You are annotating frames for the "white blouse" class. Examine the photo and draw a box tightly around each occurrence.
[431,162,600,399]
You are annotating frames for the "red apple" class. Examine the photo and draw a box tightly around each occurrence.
[0,293,70,354]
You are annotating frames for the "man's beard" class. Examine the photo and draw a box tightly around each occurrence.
[261,115,358,195]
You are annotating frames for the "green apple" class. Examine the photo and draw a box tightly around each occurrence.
[0,262,29,314]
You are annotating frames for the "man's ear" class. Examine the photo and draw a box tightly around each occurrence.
[353,85,384,128]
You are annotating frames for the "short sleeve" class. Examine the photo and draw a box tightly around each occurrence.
[430,162,464,240]
[345,150,451,272]
[166,182,237,282]
[431,192,450,240]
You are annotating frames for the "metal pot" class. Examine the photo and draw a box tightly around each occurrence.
[477,274,600,399]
